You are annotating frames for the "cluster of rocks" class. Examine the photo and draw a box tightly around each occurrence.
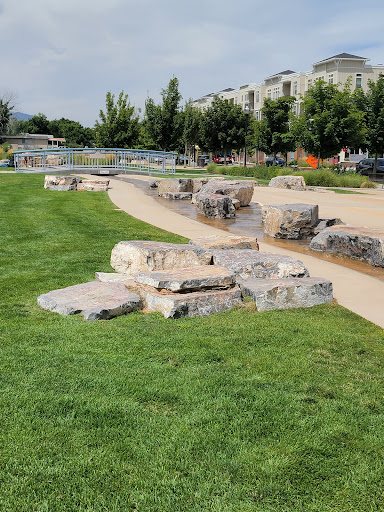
[37,235,333,321]
[310,225,384,267]
[152,177,256,219]
[262,203,343,239]
[44,175,109,192]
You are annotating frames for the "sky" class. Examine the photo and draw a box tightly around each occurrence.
[2,0,384,127]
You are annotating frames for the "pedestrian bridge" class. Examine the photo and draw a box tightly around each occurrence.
[14,147,177,174]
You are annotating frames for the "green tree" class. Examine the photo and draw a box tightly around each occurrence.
[362,74,384,172]
[0,92,15,136]
[200,97,246,160]
[49,118,94,147]
[181,100,201,162]
[257,96,296,163]
[94,91,140,148]
[144,77,182,151]
[295,79,365,168]
[23,113,51,134]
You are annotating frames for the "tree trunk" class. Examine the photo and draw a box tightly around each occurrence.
[374,153,378,173]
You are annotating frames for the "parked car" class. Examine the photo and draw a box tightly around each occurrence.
[214,155,233,165]
[177,155,189,165]
[265,156,285,167]
[356,158,384,174]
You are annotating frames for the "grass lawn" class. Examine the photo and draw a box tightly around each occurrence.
[327,188,365,195]
[1,174,384,511]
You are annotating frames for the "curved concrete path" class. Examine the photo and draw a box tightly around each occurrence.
[98,175,384,329]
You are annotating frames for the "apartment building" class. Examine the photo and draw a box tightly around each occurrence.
[193,52,384,119]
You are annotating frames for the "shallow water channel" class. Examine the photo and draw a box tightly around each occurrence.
[116,176,384,283]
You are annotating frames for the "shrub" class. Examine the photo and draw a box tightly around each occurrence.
[360,179,377,188]
[206,162,219,173]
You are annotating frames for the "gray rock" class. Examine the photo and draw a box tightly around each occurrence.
[139,286,242,318]
[77,180,109,192]
[262,203,319,239]
[158,178,193,196]
[149,178,162,188]
[44,175,80,191]
[189,235,259,250]
[196,192,236,219]
[192,178,209,193]
[110,240,212,274]
[269,175,306,190]
[239,277,333,311]
[134,265,235,292]
[313,218,344,235]
[37,281,142,321]
[212,249,309,280]
[309,225,384,267]
[95,272,135,286]
[160,192,193,200]
[199,180,255,206]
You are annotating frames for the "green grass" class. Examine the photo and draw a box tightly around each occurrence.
[328,188,365,194]
[1,174,384,511]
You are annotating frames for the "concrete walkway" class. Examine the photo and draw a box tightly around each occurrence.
[101,175,384,329]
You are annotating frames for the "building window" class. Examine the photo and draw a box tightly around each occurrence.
[267,89,271,99]
[307,79,312,90]
[293,82,298,95]
[245,93,249,102]
[255,111,260,121]
[356,74,362,88]
[255,91,260,103]
[234,98,237,104]
[329,74,334,84]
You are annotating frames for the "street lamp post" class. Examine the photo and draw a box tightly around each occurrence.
[244,104,250,168]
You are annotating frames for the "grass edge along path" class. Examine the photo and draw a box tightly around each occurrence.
[1,174,384,512]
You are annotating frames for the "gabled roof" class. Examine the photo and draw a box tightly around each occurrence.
[314,53,368,65]
[264,69,296,80]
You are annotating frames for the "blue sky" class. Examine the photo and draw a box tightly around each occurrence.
[2,0,384,126]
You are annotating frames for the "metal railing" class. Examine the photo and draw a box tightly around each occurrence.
[13,147,177,174]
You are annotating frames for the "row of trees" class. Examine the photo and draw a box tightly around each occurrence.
[2,76,384,169]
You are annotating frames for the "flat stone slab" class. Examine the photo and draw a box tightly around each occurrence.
[189,235,259,250]
[262,203,319,239]
[95,272,135,286]
[212,250,309,280]
[44,175,80,191]
[240,277,333,311]
[138,286,242,318]
[134,265,235,292]
[37,281,142,321]
[269,175,306,190]
[160,192,193,200]
[110,240,212,274]
[310,225,384,267]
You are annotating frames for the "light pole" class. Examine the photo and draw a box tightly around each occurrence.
[244,104,250,168]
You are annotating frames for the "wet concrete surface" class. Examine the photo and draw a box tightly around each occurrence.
[116,175,384,283]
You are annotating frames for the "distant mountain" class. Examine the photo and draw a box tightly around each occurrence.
[12,112,33,121]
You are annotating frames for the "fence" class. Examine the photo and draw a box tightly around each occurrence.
[13,148,177,174]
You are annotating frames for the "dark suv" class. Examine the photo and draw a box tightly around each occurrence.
[265,156,285,167]
[356,158,384,174]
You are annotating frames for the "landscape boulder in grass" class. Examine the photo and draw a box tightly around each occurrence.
[212,249,309,280]
[269,175,306,190]
[37,281,142,321]
[77,180,109,192]
[44,175,80,191]
[310,225,384,267]
[189,234,259,250]
[199,180,255,206]
[157,178,193,197]
[110,240,212,274]
[262,203,319,239]
[134,265,235,292]
[196,192,236,219]
[239,277,333,311]
[138,286,242,319]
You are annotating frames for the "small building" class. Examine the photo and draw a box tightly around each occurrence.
[3,134,66,150]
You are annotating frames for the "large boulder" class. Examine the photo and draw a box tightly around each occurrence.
[134,265,235,292]
[110,240,212,274]
[199,180,255,206]
[196,192,236,219]
[192,177,210,193]
[158,178,193,197]
[212,250,309,280]
[189,235,259,250]
[77,180,109,192]
[37,281,142,321]
[262,203,319,239]
[269,175,306,190]
[239,277,333,311]
[309,225,384,267]
[44,175,80,191]
[138,286,242,319]
[149,178,162,188]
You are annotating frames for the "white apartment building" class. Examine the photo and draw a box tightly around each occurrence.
[193,52,384,120]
